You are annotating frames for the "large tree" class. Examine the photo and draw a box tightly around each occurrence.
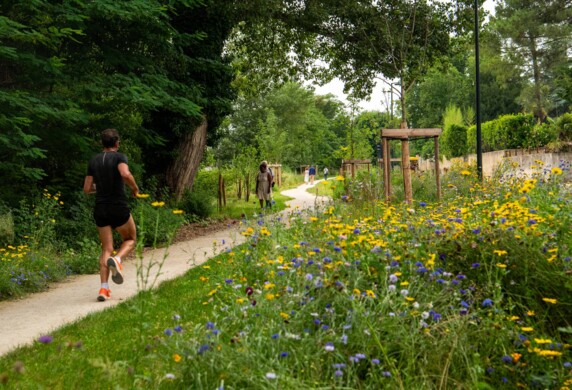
[492,0,572,121]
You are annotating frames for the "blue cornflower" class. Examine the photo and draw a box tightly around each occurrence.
[280,352,289,358]
[371,359,380,364]
[419,202,427,207]
[271,333,279,339]
[225,279,233,284]
[482,298,493,307]
[174,325,183,333]
[38,335,53,344]
[198,344,209,354]
[206,321,215,329]
[164,328,173,336]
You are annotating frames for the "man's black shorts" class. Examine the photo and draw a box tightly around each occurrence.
[94,204,131,228]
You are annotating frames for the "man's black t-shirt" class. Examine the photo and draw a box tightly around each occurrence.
[87,152,128,205]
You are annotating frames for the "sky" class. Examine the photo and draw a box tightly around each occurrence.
[308,0,496,112]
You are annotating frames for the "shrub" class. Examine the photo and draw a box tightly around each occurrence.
[0,212,14,246]
[467,113,537,152]
[556,113,572,141]
[441,124,467,158]
[177,189,215,219]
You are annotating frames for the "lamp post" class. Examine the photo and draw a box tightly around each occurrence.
[475,0,483,179]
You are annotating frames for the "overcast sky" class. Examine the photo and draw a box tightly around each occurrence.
[309,0,496,112]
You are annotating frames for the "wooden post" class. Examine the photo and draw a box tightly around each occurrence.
[217,173,223,211]
[222,177,226,206]
[401,140,412,203]
[383,138,391,201]
[434,137,441,201]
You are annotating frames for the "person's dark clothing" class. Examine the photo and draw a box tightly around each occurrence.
[309,166,316,175]
[87,152,129,206]
[93,203,130,228]
[88,151,130,228]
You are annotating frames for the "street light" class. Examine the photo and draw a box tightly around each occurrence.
[475,0,483,179]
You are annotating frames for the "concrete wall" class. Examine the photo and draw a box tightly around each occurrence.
[419,149,572,181]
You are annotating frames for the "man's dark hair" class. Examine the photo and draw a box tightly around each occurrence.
[101,128,120,148]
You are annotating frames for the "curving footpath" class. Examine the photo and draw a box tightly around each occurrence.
[0,182,328,356]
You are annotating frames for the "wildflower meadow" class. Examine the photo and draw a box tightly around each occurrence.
[0,161,571,389]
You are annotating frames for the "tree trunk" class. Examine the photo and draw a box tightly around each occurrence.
[166,117,208,200]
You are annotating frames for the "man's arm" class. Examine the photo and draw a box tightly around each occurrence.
[118,163,139,198]
[83,176,96,194]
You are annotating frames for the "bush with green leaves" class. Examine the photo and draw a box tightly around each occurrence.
[556,113,572,141]
[441,124,468,158]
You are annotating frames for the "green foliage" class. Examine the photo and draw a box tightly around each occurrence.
[133,202,185,248]
[466,113,549,152]
[176,190,215,220]
[442,124,468,158]
[0,213,14,246]
[556,113,572,141]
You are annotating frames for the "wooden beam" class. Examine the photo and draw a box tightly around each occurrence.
[382,128,442,139]
[383,138,391,202]
[434,137,441,201]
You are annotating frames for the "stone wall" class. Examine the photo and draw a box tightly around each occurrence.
[419,149,572,181]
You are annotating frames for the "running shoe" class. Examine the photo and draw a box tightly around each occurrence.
[107,257,124,284]
[97,288,111,301]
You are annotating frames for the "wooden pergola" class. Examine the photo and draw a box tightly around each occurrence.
[268,164,282,186]
[341,159,371,178]
[381,127,442,203]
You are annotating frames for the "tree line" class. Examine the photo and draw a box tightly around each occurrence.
[0,0,570,212]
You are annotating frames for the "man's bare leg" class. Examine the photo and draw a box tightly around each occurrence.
[97,226,114,284]
[114,215,137,260]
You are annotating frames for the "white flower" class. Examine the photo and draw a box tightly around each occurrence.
[400,289,409,297]
[421,311,430,320]
[165,373,175,380]
[266,372,277,379]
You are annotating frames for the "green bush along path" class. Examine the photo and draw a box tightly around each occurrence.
[0,182,328,356]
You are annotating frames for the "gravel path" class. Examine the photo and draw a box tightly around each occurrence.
[0,182,329,356]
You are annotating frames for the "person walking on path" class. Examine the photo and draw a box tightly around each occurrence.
[323,167,329,181]
[255,162,273,209]
[309,165,316,185]
[262,160,275,188]
[83,128,140,302]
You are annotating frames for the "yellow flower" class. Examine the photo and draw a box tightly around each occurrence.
[236,298,245,304]
[493,249,508,256]
[542,297,557,304]
[511,352,522,363]
[534,338,552,344]
[400,281,409,286]
[526,310,535,316]
[353,288,361,295]
[172,209,184,215]
[173,354,182,363]
[335,175,345,181]
[496,263,507,269]
[151,201,165,207]
[136,193,150,198]
[536,349,562,357]
[366,290,376,298]
[551,167,563,175]
[207,289,217,296]
[265,293,275,300]
[521,327,534,332]
[199,276,209,282]
[202,265,211,269]
[280,312,290,319]
[461,170,471,176]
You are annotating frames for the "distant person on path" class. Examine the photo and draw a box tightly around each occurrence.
[83,128,140,302]
[323,167,329,180]
[309,165,316,185]
[262,160,275,188]
[255,162,273,209]
[304,167,309,184]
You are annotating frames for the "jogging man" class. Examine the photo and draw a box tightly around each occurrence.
[83,128,139,301]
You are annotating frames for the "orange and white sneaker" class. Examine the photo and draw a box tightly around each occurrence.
[97,288,111,302]
[107,257,124,284]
